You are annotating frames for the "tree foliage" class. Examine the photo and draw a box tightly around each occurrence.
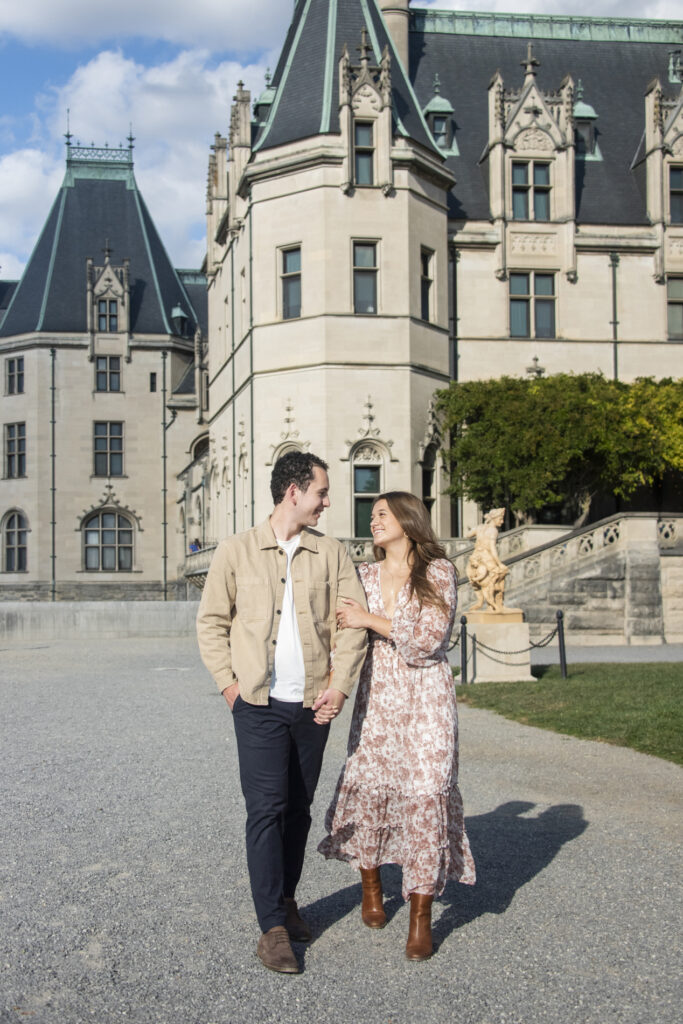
[436,374,683,525]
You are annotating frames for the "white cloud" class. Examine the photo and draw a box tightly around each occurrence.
[0,48,271,271]
[0,0,291,51]
[0,148,64,269]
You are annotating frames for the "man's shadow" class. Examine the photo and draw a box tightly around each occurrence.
[302,801,587,949]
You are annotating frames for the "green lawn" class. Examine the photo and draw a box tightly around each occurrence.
[455,663,683,766]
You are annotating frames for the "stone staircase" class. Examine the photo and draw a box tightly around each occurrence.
[184,513,683,645]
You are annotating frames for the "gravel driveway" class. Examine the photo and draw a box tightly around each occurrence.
[1,636,681,1024]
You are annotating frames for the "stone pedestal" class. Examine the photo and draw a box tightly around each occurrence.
[464,610,535,683]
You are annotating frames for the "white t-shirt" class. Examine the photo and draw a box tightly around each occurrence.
[269,533,306,701]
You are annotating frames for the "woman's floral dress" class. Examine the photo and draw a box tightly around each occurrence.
[318,559,476,899]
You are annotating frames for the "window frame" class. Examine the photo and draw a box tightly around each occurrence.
[352,461,382,538]
[93,421,124,477]
[353,121,375,187]
[2,509,28,572]
[667,276,683,340]
[420,248,434,323]
[4,422,26,478]
[509,271,556,339]
[670,166,683,226]
[83,510,134,572]
[511,160,551,222]
[97,298,119,333]
[6,356,24,395]
[281,246,302,320]
[353,241,378,315]
[95,355,121,393]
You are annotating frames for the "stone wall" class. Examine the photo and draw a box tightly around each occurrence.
[0,601,197,643]
[661,554,683,643]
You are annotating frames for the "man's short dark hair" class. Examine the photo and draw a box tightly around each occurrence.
[270,451,329,506]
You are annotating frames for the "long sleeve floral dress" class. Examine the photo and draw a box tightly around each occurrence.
[318,558,476,899]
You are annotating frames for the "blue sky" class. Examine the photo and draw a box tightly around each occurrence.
[0,0,679,278]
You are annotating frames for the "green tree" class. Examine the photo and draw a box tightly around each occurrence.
[436,374,683,525]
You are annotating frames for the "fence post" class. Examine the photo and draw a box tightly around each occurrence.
[471,632,477,683]
[460,616,468,685]
[556,609,568,679]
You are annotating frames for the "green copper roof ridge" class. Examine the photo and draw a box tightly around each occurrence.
[319,0,338,134]
[132,187,172,335]
[36,187,67,332]
[413,9,683,43]
[254,0,314,153]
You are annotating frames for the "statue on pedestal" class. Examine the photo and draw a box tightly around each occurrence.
[466,508,509,613]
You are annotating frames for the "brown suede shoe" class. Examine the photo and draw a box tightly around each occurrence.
[284,898,312,942]
[256,926,300,973]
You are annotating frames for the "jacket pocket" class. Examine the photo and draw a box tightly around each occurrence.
[309,581,331,623]
[235,576,269,623]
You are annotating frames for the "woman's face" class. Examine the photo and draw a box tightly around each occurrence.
[370,499,405,548]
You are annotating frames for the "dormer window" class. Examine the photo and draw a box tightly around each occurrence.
[423,75,456,154]
[98,299,118,332]
[432,116,448,149]
[512,161,550,221]
[573,81,601,161]
[354,122,374,186]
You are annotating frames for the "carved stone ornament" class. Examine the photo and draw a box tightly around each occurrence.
[266,398,310,465]
[672,136,683,156]
[77,485,143,530]
[353,442,383,464]
[510,232,557,255]
[342,396,397,462]
[352,84,381,113]
[516,127,553,152]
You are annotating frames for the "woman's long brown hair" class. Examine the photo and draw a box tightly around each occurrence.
[372,491,452,612]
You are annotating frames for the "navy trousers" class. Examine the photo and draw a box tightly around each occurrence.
[231,696,330,933]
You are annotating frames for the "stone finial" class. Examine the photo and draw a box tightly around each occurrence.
[521,41,540,80]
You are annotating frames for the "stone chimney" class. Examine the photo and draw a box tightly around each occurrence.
[379,0,410,70]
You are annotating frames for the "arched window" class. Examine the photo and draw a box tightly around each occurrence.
[2,510,28,572]
[192,434,209,462]
[84,510,133,571]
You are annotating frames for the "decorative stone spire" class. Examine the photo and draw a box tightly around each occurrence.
[521,41,540,82]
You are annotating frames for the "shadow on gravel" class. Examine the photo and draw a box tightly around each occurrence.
[304,801,587,951]
[433,800,588,946]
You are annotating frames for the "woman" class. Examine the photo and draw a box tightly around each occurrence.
[318,492,475,960]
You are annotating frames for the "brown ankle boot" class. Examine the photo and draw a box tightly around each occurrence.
[359,867,386,928]
[405,893,433,960]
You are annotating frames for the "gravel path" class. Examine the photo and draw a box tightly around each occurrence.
[1,637,681,1024]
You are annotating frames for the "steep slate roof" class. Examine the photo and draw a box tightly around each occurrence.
[0,281,18,320]
[409,10,683,225]
[254,0,438,155]
[0,145,206,338]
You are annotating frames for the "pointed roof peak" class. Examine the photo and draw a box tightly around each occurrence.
[253,0,437,156]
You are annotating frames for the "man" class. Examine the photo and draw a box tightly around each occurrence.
[197,451,368,974]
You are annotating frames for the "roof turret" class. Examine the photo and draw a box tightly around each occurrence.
[253,0,438,155]
[0,141,205,339]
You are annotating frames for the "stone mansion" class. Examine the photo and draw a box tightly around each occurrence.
[1,0,682,599]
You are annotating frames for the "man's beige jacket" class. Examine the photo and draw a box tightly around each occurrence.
[196,519,368,706]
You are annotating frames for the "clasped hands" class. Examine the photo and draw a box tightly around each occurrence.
[222,680,346,726]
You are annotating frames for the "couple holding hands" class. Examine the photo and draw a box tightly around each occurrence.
[197,451,475,974]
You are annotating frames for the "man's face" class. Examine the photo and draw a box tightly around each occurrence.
[294,466,330,527]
